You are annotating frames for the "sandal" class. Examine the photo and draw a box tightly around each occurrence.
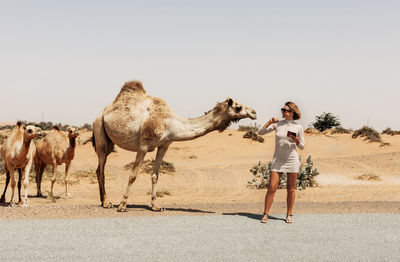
[285,215,293,224]
[261,213,268,223]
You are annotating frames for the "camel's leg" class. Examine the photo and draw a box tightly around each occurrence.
[17,168,23,206]
[50,162,57,197]
[9,168,16,207]
[34,154,44,197]
[64,162,71,197]
[0,170,10,203]
[117,150,147,212]
[151,145,170,211]
[96,154,111,208]
[36,161,46,197]
[21,158,34,207]
[93,116,114,208]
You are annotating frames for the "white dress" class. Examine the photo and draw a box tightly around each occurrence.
[258,120,305,173]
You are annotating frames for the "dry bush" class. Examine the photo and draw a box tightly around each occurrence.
[124,159,176,174]
[382,128,400,136]
[331,126,352,134]
[243,130,264,143]
[0,157,5,173]
[352,126,382,143]
[238,123,260,132]
[356,174,381,181]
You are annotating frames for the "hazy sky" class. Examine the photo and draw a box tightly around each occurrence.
[1,1,399,131]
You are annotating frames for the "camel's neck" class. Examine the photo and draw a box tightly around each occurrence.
[20,136,32,158]
[65,137,76,158]
[169,112,227,142]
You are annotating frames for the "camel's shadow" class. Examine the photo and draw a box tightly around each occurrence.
[119,204,215,214]
[222,212,286,222]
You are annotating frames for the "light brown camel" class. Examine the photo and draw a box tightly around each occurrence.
[0,122,42,206]
[92,80,257,211]
[34,126,79,198]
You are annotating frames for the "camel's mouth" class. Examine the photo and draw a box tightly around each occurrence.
[248,111,257,120]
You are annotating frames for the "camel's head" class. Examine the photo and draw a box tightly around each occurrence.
[24,125,42,140]
[67,127,79,138]
[213,98,257,132]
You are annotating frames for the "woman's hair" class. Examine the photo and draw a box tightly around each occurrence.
[285,101,301,120]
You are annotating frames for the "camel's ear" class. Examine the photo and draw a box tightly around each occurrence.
[228,98,233,107]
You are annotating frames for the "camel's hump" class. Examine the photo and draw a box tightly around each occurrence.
[120,81,146,94]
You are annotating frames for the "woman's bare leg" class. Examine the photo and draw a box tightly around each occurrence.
[286,172,298,222]
[262,172,282,222]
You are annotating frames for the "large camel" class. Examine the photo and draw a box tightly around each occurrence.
[0,122,42,206]
[92,81,257,211]
[34,126,79,198]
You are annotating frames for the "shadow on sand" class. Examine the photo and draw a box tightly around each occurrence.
[116,204,215,214]
[222,212,286,222]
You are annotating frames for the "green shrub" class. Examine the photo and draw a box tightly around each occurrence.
[311,112,341,132]
[248,155,319,190]
[352,126,382,143]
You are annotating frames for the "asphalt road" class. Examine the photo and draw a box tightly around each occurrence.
[1,214,399,261]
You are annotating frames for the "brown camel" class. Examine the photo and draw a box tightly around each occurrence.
[92,80,257,211]
[34,126,79,198]
[0,122,42,206]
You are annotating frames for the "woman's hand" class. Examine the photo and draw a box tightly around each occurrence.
[288,134,300,145]
[264,117,279,128]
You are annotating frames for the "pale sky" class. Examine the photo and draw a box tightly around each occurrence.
[1,1,399,131]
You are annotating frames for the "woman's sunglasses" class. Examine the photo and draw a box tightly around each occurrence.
[281,108,293,113]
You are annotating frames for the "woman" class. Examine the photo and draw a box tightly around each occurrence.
[258,102,305,223]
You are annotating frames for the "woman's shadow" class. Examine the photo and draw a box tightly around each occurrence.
[222,212,286,222]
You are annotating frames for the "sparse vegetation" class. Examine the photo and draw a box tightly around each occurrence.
[238,123,260,132]
[81,123,93,131]
[352,126,382,143]
[331,126,352,134]
[356,174,381,181]
[382,128,400,136]
[248,155,319,190]
[124,159,176,174]
[146,188,171,197]
[311,112,341,132]
[0,157,5,173]
[243,130,264,143]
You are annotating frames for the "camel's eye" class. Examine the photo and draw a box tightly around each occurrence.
[236,107,242,113]
[27,129,33,134]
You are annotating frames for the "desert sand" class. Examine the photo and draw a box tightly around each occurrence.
[1,129,399,219]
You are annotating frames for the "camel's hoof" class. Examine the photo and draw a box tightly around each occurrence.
[65,193,72,198]
[117,204,127,212]
[152,206,165,212]
[0,197,6,203]
[22,202,29,208]
[9,202,16,208]
[37,193,43,198]
[17,201,24,207]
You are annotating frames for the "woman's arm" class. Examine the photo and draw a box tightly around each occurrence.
[258,117,279,135]
[296,126,305,149]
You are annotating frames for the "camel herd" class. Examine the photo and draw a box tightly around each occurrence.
[1,80,257,211]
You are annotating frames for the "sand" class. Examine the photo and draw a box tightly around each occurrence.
[1,130,399,219]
